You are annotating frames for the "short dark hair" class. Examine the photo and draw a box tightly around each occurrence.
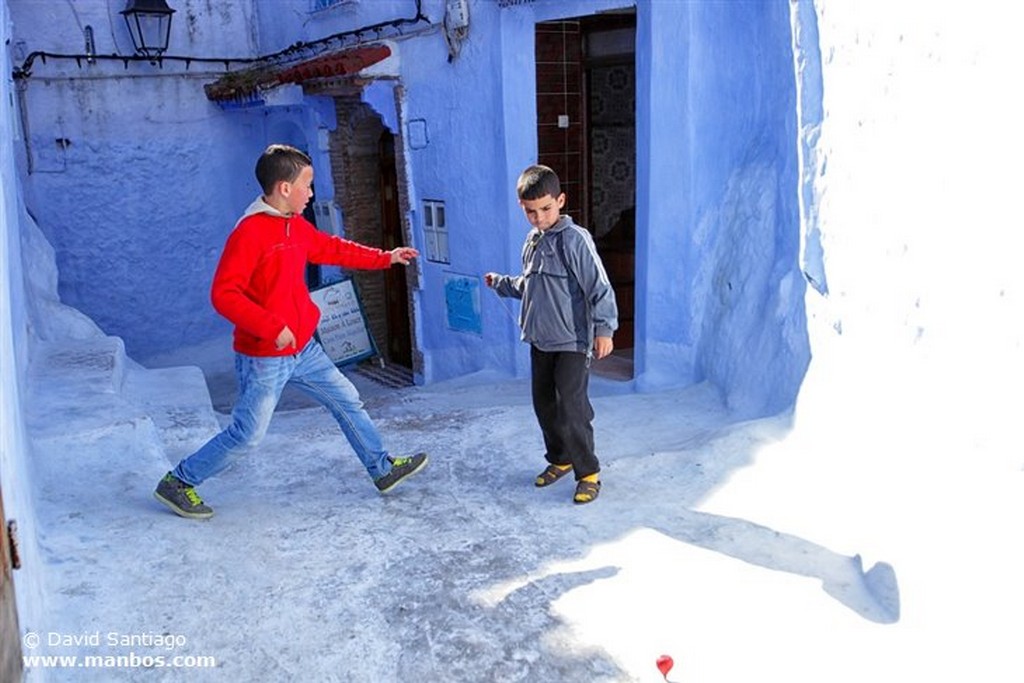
[516,164,562,201]
[255,144,312,195]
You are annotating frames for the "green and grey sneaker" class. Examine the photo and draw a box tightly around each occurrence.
[374,453,428,493]
[154,473,214,519]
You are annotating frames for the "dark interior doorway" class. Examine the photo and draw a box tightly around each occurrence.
[379,133,412,368]
[535,11,636,379]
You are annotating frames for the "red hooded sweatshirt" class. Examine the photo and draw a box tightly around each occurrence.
[211,197,392,357]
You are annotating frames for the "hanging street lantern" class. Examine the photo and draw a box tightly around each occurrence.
[120,0,175,60]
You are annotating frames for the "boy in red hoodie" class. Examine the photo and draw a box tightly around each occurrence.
[154,144,427,519]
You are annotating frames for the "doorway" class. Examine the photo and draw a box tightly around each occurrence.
[535,11,637,379]
[331,95,415,381]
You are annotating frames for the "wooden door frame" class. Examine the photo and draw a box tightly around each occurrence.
[0,484,23,681]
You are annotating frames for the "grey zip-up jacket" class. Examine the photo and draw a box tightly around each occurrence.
[492,215,618,354]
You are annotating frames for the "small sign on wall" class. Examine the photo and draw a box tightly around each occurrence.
[444,273,482,334]
[309,278,378,366]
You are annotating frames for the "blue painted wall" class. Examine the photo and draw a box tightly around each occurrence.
[682,1,808,416]
[6,0,810,418]
[8,0,264,361]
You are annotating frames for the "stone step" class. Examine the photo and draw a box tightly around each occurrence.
[30,336,127,395]
[26,335,220,466]
[26,337,139,444]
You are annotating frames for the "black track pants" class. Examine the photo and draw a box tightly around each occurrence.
[530,346,599,480]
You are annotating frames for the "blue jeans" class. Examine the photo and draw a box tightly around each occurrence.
[173,340,391,486]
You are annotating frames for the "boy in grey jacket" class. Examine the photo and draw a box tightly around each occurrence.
[485,165,618,504]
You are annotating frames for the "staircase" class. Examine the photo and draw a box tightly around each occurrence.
[23,334,221,593]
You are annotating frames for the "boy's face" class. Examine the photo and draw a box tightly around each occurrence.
[519,192,565,232]
[279,165,314,216]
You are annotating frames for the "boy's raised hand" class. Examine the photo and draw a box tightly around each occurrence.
[389,247,419,265]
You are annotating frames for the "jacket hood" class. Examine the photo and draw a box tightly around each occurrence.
[235,196,290,228]
[547,215,573,233]
[533,215,573,239]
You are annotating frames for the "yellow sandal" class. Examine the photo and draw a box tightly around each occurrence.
[535,464,573,487]
[573,476,601,504]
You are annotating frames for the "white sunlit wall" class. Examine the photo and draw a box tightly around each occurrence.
[0,0,49,647]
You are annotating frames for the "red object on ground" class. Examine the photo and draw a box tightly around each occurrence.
[656,654,674,678]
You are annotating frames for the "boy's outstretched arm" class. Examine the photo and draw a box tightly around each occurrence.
[389,247,419,265]
[305,224,398,271]
[484,272,524,299]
